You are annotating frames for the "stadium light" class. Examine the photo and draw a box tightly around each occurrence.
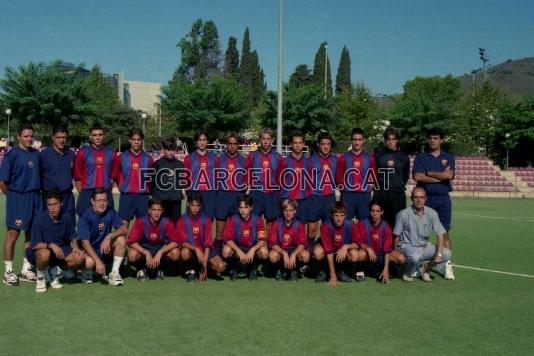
[505,132,511,170]
[324,44,328,99]
[276,0,283,154]
[141,112,147,150]
[5,108,11,144]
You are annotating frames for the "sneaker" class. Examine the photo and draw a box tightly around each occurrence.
[299,264,309,274]
[3,271,19,286]
[315,271,327,283]
[49,267,63,289]
[186,270,196,283]
[444,261,455,280]
[355,271,365,282]
[274,269,283,281]
[80,270,93,284]
[19,269,37,282]
[35,277,47,293]
[229,269,238,281]
[137,269,147,282]
[402,274,414,282]
[290,269,298,282]
[421,272,432,282]
[338,271,354,283]
[108,271,124,286]
[248,268,258,281]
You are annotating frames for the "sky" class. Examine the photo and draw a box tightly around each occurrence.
[1,0,533,95]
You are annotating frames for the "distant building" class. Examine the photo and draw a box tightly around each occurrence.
[114,72,161,117]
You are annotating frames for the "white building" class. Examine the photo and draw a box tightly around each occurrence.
[115,72,161,118]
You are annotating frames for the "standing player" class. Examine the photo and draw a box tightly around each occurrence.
[268,199,309,281]
[0,123,40,286]
[412,127,455,280]
[73,123,117,216]
[151,137,186,224]
[307,132,338,246]
[26,190,84,293]
[127,198,181,281]
[183,130,217,220]
[336,127,377,221]
[177,193,225,282]
[374,126,410,227]
[355,200,406,284]
[78,188,128,285]
[215,133,247,257]
[222,194,268,281]
[314,201,359,286]
[39,124,76,222]
[246,128,284,231]
[114,128,154,223]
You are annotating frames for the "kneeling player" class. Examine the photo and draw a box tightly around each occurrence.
[26,191,84,293]
[314,201,359,287]
[355,200,405,284]
[268,199,309,281]
[222,194,268,281]
[177,193,225,282]
[127,198,181,281]
[78,188,128,285]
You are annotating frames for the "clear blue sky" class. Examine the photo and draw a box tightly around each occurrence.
[1,0,533,94]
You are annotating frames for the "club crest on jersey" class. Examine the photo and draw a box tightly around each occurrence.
[283,234,291,242]
[387,160,395,167]
[353,161,360,168]
[149,232,158,241]
[372,233,379,240]
[193,227,200,236]
[442,159,448,166]
[132,163,139,170]
[15,219,23,227]
[322,164,330,171]
[27,160,34,168]
[98,223,105,232]
[263,160,270,168]
[96,157,103,164]
[334,234,342,242]
[243,229,250,237]
[200,162,207,169]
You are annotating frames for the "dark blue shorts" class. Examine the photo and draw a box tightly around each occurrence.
[141,242,166,257]
[6,190,42,231]
[118,193,149,221]
[307,194,336,222]
[426,194,452,231]
[216,191,243,220]
[341,191,371,221]
[250,191,279,221]
[25,245,73,266]
[76,189,114,216]
[191,190,216,220]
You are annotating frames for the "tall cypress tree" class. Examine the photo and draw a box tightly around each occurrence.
[312,42,332,97]
[223,36,239,80]
[335,46,352,94]
[239,28,265,106]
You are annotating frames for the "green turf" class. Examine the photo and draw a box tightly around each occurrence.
[1,197,533,355]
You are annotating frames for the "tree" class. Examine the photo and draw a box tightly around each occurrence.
[174,19,221,82]
[239,28,265,106]
[289,64,313,88]
[335,46,352,94]
[223,36,239,80]
[312,42,332,97]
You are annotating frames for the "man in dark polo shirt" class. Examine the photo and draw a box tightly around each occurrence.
[412,127,455,280]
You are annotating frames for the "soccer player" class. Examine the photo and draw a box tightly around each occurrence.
[307,132,338,246]
[374,126,410,227]
[183,130,217,219]
[127,198,181,281]
[215,133,247,257]
[268,199,309,281]
[222,194,268,281]
[246,128,284,231]
[78,188,128,285]
[393,187,451,282]
[39,124,76,222]
[0,123,41,286]
[314,201,359,287]
[412,127,456,280]
[177,193,225,282]
[336,127,377,221]
[113,128,154,223]
[25,190,84,293]
[151,137,186,224]
[73,123,117,216]
[355,200,406,284]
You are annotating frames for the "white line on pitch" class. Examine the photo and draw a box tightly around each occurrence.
[453,212,534,222]
[453,264,534,278]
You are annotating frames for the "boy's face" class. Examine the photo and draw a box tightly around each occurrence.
[18,129,34,149]
[332,212,346,227]
[163,148,176,159]
[129,134,143,151]
[51,131,67,151]
[91,193,108,214]
[351,134,365,152]
[317,138,332,156]
[46,197,62,220]
[196,134,208,151]
[282,205,296,221]
[369,204,384,223]
[149,204,163,221]
[238,202,252,220]
[385,134,399,150]
[260,133,272,150]
[291,136,304,155]
[226,137,239,155]
[90,129,105,147]
[427,135,443,151]
[188,200,202,215]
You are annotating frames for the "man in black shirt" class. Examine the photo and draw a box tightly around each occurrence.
[374,127,410,228]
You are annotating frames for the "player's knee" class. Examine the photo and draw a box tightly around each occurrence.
[113,236,126,250]
[313,245,324,261]
[127,248,140,262]
[210,259,225,273]
[181,248,192,261]
[36,249,51,262]
[84,256,95,269]
[395,253,406,265]
[221,245,233,259]
[168,248,181,261]
[269,250,280,264]
[347,249,359,262]
[257,246,269,260]
[299,250,310,264]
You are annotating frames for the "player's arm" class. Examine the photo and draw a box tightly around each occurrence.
[226,240,244,256]
[0,181,8,195]
[73,150,85,193]
[426,168,455,181]
[326,253,338,287]
[81,240,105,272]
[413,172,441,183]
[379,253,391,284]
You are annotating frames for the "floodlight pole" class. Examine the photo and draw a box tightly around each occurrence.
[5,108,11,144]
[324,44,328,99]
[276,0,283,154]
[141,112,147,150]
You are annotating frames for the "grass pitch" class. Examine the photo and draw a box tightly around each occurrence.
[1,197,533,355]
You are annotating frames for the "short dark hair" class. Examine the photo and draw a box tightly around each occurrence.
[129,128,145,140]
[289,130,305,143]
[427,126,444,139]
[52,124,68,136]
[226,132,241,144]
[148,197,163,209]
[17,122,34,135]
[161,138,177,150]
[91,187,108,200]
[89,122,105,134]
[383,126,400,140]
[193,130,209,142]
[329,201,348,216]
[351,127,365,138]
[368,199,384,211]
[44,190,63,203]
[317,131,332,144]
[236,193,253,207]
[187,191,203,205]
